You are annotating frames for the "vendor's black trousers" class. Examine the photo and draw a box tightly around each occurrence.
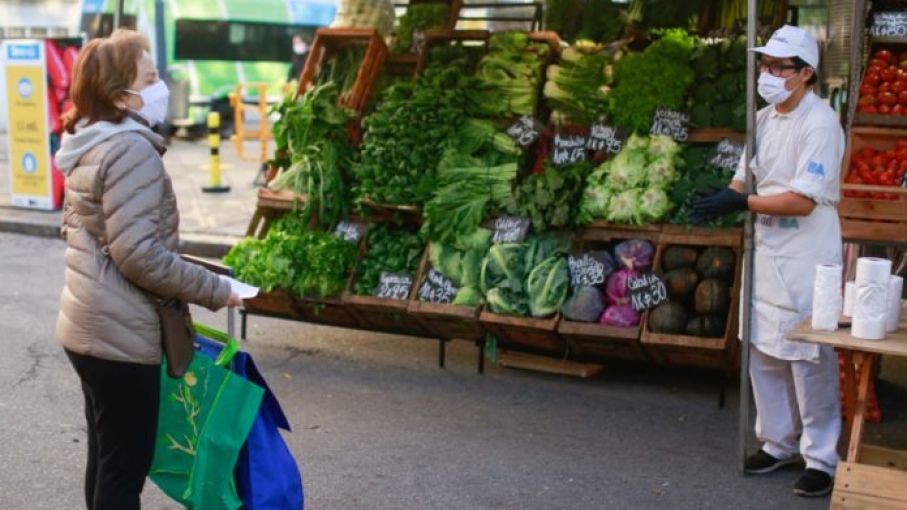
[65,349,160,510]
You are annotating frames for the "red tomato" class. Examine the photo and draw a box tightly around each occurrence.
[897,140,907,150]
[899,90,907,105]
[879,104,892,114]
[870,58,888,68]
[861,84,878,97]
[861,147,876,158]
[876,50,894,63]
[859,94,877,106]
[880,92,898,105]
[893,81,907,94]
[864,73,882,87]
[883,67,899,82]
[880,82,892,95]
[860,105,879,114]
[868,64,886,75]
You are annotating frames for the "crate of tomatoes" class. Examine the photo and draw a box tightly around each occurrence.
[839,126,907,243]
[856,48,907,126]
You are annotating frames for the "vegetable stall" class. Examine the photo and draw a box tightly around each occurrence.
[230,1,800,379]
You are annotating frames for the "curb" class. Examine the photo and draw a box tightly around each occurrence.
[0,217,238,259]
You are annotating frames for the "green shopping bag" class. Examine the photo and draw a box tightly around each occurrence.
[149,325,264,510]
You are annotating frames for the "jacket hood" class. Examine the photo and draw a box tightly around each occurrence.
[55,116,165,174]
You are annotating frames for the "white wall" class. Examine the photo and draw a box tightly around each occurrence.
[0,0,83,36]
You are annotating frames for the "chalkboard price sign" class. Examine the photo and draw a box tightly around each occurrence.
[870,12,907,37]
[506,116,544,148]
[334,221,366,243]
[418,268,459,304]
[376,272,413,300]
[551,133,588,166]
[492,216,531,244]
[628,272,669,312]
[568,253,607,288]
[586,123,625,154]
[649,107,690,142]
[710,139,745,171]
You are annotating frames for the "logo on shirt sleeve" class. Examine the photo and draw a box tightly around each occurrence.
[806,161,826,179]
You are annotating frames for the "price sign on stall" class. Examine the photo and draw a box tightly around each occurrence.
[418,268,459,304]
[492,216,531,244]
[334,221,366,244]
[506,115,544,149]
[628,272,669,312]
[586,123,626,154]
[568,253,607,288]
[649,107,690,142]
[870,12,907,37]
[376,272,413,300]
[551,133,588,166]
[710,139,745,171]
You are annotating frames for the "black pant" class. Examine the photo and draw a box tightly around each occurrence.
[65,349,160,510]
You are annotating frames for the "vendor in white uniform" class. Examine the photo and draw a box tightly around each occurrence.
[691,25,844,498]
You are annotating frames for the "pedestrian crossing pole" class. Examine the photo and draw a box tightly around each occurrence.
[203,111,230,193]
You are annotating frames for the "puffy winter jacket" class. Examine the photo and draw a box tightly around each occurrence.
[56,124,231,365]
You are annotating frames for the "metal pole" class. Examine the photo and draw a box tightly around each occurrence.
[154,0,167,82]
[738,0,758,475]
[114,0,125,29]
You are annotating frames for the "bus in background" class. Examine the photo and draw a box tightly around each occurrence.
[79,0,337,135]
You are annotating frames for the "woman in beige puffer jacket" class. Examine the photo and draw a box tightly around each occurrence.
[55,30,241,510]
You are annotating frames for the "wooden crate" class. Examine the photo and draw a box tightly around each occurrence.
[480,311,564,355]
[556,231,660,362]
[407,248,485,341]
[414,29,491,74]
[839,126,907,244]
[686,128,745,143]
[294,295,362,330]
[580,222,662,242]
[297,28,388,112]
[341,224,428,337]
[640,228,743,373]
[830,461,907,510]
[243,289,301,318]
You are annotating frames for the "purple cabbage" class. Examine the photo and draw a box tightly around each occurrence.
[604,268,640,306]
[599,305,641,327]
[614,239,654,272]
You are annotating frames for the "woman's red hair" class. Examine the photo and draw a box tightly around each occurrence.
[62,29,149,134]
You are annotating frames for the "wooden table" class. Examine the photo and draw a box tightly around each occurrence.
[786,302,907,510]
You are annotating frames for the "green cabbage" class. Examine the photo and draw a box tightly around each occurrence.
[607,188,644,225]
[639,187,671,222]
[527,255,569,318]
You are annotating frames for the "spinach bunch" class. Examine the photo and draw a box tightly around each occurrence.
[353,60,475,205]
[668,145,743,228]
[353,224,425,296]
[507,160,592,232]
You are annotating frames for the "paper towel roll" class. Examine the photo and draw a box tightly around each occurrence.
[843,281,856,317]
[812,264,842,331]
[852,257,892,341]
[887,275,903,333]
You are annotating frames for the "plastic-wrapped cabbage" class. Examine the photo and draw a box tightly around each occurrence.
[527,255,569,318]
[624,133,650,151]
[645,156,678,188]
[486,288,530,316]
[562,286,606,322]
[614,239,654,271]
[607,149,648,189]
[639,188,672,223]
[604,268,640,305]
[599,304,641,327]
[648,134,681,159]
[605,188,644,225]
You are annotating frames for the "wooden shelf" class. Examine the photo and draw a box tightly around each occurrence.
[871,35,907,45]
[687,128,746,143]
[853,113,907,129]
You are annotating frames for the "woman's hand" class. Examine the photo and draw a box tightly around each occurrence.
[226,293,244,308]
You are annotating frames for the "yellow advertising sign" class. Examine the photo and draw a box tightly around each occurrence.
[3,41,53,210]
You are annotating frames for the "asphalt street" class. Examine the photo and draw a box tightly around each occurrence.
[1,232,905,510]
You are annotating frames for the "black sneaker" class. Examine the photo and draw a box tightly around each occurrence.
[793,469,833,497]
[744,449,802,474]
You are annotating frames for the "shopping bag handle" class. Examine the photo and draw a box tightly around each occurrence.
[193,322,241,367]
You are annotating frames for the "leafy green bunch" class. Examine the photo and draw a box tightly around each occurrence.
[353,223,425,296]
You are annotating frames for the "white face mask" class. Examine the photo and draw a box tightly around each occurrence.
[293,43,307,55]
[757,72,794,105]
[126,80,170,126]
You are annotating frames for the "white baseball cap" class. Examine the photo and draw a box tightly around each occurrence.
[749,25,819,69]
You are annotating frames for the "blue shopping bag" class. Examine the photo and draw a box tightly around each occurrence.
[195,326,305,510]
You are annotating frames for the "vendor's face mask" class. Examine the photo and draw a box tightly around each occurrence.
[125,80,170,126]
[757,72,795,104]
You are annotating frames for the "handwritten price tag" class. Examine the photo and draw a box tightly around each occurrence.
[376,272,413,300]
[334,221,366,243]
[710,139,745,171]
[506,116,544,149]
[650,107,690,142]
[418,269,459,304]
[586,123,625,154]
[628,272,669,312]
[568,253,607,288]
[871,12,907,37]
[492,216,531,244]
[551,133,588,166]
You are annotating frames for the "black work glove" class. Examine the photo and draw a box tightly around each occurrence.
[688,187,749,225]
